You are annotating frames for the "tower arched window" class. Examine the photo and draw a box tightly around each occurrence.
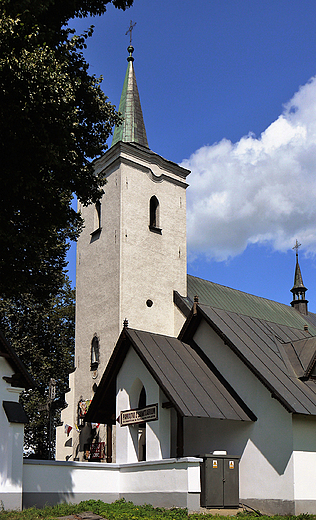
[149,196,161,234]
[91,201,101,237]
[95,201,101,229]
[91,336,99,370]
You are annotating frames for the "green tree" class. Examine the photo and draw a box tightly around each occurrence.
[0,0,133,300]
[0,276,75,458]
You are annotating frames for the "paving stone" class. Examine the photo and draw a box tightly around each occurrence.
[199,507,243,516]
[57,512,105,520]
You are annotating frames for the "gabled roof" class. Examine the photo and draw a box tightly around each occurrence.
[185,275,316,333]
[86,327,255,424]
[283,337,316,379]
[180,303,316,415]
[111,46,149,148]
[0,329,35,389]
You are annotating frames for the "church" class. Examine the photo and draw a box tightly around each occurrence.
[56,44,316,515]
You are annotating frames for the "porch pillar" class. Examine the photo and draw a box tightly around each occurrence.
[106,423,112,463]
[176,412,184,458]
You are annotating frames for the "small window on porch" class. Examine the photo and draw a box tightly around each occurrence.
[138,386,146,409]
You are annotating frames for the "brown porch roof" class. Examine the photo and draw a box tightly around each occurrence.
[86,327,255,424]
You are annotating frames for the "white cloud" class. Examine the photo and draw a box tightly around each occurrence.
[182,77,316,261]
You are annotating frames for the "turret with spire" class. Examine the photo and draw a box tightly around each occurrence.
[111,43,149,148]
[290,240,308,315]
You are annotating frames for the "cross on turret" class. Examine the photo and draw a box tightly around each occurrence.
[290,239,308,315]
[292,239,301,256]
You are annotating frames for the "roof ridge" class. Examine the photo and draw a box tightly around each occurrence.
[188,274,289,308]
[127,326,185,341]
[187,274,316,333]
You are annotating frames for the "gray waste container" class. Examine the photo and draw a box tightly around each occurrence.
[200,454,240,508]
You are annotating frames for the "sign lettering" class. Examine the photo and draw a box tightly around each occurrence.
[118,403,158,426]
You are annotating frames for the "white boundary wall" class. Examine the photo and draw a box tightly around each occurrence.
[293,451,316,514]
[0,358,25,511]
[23,457,201,512]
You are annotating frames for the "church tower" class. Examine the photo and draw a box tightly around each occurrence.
[56,45,190,461]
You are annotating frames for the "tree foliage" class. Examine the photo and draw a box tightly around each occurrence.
[0,0,133,299]
[0,276,75,458]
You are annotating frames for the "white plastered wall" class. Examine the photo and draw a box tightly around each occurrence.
[74,166,121,408]
[116,347,171,464]
[0,358,25,510]
[59,164,122,461]
[58,144,188,461]
[23,457,201,512]
[292,415,316,512]
[192,320,295,504]
[75,147,187,403]
[119,156,187,337]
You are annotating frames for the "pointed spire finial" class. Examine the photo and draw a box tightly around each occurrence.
[292,239,305,289]
[127,45,134,63]
[290,240,308,315]
[126,21,136,62]
[292,239,301,257]
[111,32,149,149]
[125,20,136,45]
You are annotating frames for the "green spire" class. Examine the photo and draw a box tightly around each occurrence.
[291,240,307,293]
[292,254,307,292]
[111,46,149,148]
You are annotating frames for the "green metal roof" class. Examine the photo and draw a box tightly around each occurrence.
[187,275,316,333]
[111,46,149,148]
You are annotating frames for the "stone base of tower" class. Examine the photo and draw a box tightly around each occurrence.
[56,372,115,462]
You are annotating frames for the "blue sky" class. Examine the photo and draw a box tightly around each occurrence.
[67,0,316,312]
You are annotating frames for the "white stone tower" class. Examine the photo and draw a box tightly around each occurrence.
[56,45,190,461]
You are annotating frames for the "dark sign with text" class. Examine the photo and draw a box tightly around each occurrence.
[118,403,158,426]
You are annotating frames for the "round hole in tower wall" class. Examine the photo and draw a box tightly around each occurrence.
[146,299,153,307]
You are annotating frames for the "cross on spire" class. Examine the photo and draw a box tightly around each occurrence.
[126,20,136,44]
[292,239,301,256]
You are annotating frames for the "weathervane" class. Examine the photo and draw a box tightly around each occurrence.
[126,20,136,44]
[292,239,301,256]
